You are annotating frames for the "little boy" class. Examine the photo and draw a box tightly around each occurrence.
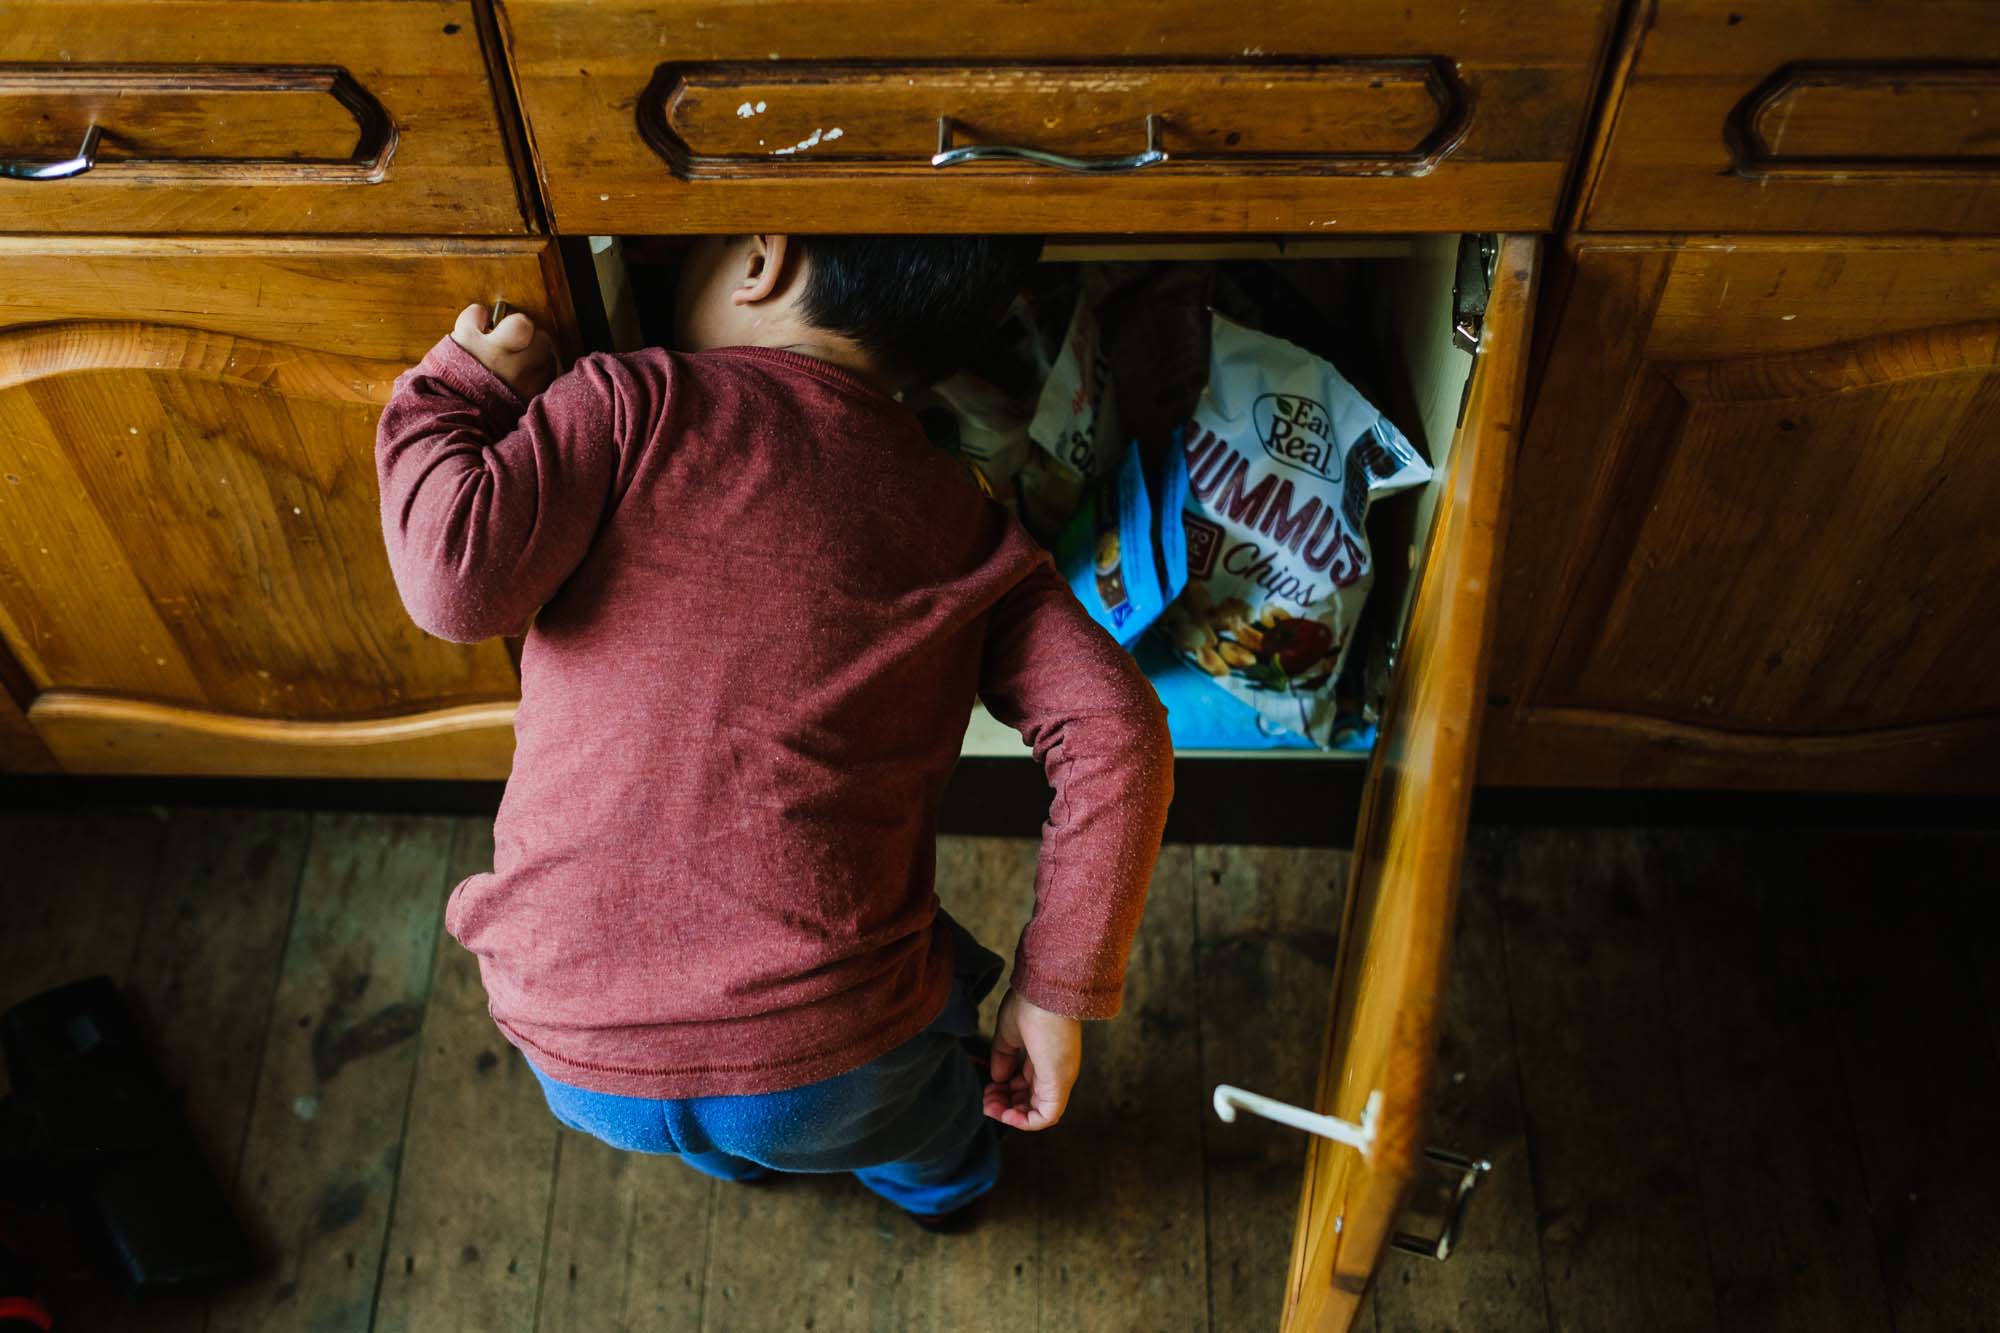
[375,234,1173,1228]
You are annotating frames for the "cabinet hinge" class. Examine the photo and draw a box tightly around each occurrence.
[1452,233,1498,355]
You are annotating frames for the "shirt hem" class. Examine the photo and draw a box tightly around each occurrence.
[492,961,956,1100]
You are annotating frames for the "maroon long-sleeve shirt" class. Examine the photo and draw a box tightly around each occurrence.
[376,337,1173,1098]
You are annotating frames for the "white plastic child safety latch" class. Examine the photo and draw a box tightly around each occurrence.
[1212,1085,1382,1158]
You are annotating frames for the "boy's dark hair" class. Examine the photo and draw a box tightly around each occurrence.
[792,235,1044,386]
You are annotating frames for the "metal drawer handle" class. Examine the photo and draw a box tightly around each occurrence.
[2,124,102,181]
[1390,1147,1492,1262]
[932,114,1168,173]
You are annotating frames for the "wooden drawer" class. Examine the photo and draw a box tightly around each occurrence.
[0,1,532,235]
[498,0,1619,234]
[0,237,575,779]
[1580,0,2000,234]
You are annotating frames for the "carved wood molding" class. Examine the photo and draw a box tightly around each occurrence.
[1521,704,2000,754]
[0,63,397,183]
[637,58,1471,180]
[31,692,518,779]
[0,320,401,403]
[1726,60,2000,180]
[1671,319,2000,402]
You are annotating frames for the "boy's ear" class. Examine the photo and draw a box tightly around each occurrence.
[731,234,791,306]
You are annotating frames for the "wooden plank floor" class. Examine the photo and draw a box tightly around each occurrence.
[2,810,1997,1331]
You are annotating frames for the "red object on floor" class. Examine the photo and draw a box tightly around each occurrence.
[0,1294,53,1331]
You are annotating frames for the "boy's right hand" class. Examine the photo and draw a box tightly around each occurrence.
[452,303,557,399]
[984,989,1083,1131]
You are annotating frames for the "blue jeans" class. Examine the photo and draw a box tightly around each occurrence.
[528,913,1004,1217]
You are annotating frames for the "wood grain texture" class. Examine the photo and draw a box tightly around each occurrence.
[928,837,1041,1333]
[1746,64,2000,166]
[374,821,559,1333]
[0,680,53,772]
[0,65,384,167]
[1281,237,1535,1333]
[1482,238,2000,790]
[0,809,169,1329]
[1034,845,1206,1332]
[1499,830,1720,1333]
[0,1,529,234]
[533,1138,714,1332]
[1194,845,1347,1332]
[124,809,310,1333]
[0,322,515,707]
[209,814,455,1333]
[0,238,573,362]
[1366,828,1547,1333]
[648,61,1457,172]
[499,0,1619,234]
[1579,1,2000,233]
[1661,832,1894,1333]
[0,240,569,779]
[127,809,311,1184]
[697,1129,937,1330]
[31,696,518,780]
[0,808,166,1055]
[1812,835,2000,1332]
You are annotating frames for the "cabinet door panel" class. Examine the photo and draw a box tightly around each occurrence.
[1282,237,1537,1332]
[0,322,509,716]
[1483,241,2000,790]
[0,241,565,778]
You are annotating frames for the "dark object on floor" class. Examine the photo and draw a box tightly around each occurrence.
[909,1193,990,1236]
[0,977,256,1297]
[0,1243,52,1331]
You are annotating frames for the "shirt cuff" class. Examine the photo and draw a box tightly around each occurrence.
[423,334,527,433]
[1009,961,1125,1021]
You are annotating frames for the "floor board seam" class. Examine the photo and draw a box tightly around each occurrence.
[1815,889,1906,1333]
[1187,848,1218,1333]
[1648,832,1728,1332]
[205,811,315,1333]
[1491,837,1561,1333]
[119,806,176,980]
[529,1121,566,1332]
[363,816,461,1332]
[695,1175,718,1332]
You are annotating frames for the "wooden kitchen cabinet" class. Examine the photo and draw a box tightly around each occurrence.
[1480,237,2000,791]
[496,0,1621,235]
[0,0,534,235]
[1281,236,1536,1332]
[1577,0,2000,234]
[0,238,574,778]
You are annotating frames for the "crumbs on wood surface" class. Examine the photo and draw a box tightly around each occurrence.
[772,127,844,155]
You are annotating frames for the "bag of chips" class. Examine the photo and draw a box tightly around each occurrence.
[1161,314,1432,748]
[1052,434,1189,649]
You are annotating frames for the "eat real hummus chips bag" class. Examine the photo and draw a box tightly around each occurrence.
[1162,314,1432,747]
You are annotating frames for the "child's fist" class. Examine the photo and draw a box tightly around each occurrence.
[983,989,1083,1132]
[451,303,557,399]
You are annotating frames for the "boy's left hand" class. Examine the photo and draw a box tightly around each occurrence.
[984,989,1082,1131]
[451,303,558,399]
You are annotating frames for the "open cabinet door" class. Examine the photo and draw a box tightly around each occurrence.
[1278,235,1538,1332]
